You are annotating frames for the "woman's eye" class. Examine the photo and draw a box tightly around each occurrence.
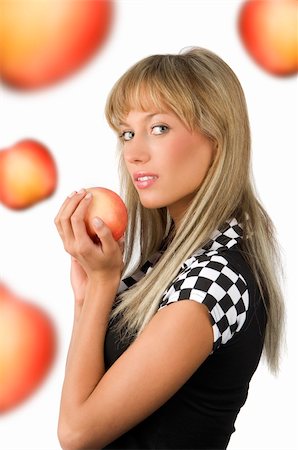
[152,125,169,135]
[120,131,134,141]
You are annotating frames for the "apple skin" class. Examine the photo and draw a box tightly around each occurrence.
[0,0,113,89]
[85,187,128,241]
[238,0,298,76]
[0,283,56,412]
[0,139,58,210]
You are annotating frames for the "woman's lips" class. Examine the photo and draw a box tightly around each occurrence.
[133,173,159,189]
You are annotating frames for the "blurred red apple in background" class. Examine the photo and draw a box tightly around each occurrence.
[0,139,57,210]
[85,187,128,241]
[0,0,113,89]
[238,0,298,76]
[0,283,56,412]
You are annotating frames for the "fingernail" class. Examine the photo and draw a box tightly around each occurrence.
[93,217,102,227]
[68,191,77,198]
[78,188,85,194]
[85,192,92,200]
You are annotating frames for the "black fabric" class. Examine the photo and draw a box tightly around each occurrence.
[103,224,267,449]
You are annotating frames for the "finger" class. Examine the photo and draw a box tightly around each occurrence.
[54,190,77,236]
[92,217,116,254]
[57,189,88,242]
[55,190,78,221]
[70,191,93,242]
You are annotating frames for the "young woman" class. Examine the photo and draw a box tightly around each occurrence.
[55,47,285,449]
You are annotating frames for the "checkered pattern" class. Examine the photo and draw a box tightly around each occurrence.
[118,218,249,350]
[117,251,163,295]
[159,253,248,350]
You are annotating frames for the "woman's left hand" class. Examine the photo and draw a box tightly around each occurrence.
[54,189,124,282]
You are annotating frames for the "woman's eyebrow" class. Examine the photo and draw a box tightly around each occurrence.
[119,112,167,127]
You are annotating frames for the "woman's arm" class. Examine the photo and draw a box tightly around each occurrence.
[59,298,213,450]
[55,190,213,450]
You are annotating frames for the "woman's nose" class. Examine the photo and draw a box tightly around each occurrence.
[124,136,150,164]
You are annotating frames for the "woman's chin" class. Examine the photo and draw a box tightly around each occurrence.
[139,197,166,210]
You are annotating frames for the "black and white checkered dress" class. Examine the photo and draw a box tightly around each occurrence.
[117,218,248,351]
[104,218,267,449]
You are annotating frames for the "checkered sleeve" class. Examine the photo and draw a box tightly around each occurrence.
[159,254,249,350]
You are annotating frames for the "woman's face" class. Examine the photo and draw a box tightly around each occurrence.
[119,108,215,226]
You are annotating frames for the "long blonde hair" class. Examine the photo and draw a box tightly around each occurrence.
[105,47,285,373]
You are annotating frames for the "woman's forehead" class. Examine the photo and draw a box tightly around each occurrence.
[116,93,170,122]
[127,90,167,111]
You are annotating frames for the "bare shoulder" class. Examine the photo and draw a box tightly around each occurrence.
[139,299,214,371]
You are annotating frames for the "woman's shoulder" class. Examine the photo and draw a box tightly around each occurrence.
[159,241,261,351]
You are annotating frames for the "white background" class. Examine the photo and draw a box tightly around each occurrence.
[0,1,297,449]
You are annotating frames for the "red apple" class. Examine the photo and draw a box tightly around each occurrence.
[0,283,56,412]
[0,139,58,209]
[238,0,298,76]
[84,187,128,241]
[0,0,113,89]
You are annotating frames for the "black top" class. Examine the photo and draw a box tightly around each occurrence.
[104,219,267,449]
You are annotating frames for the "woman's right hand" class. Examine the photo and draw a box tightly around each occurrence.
[54,189,124,303]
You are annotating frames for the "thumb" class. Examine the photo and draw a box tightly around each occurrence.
[92,217,114,251]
